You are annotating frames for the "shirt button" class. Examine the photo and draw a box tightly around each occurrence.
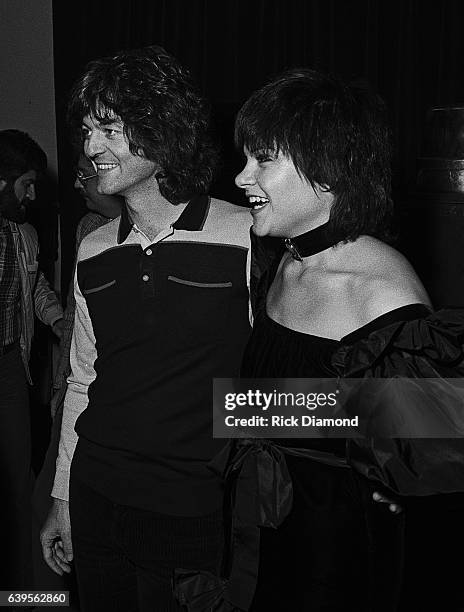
[146,249,153,256]
[142,274,149,282]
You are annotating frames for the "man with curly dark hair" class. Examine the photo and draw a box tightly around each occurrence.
[40,46,252,611]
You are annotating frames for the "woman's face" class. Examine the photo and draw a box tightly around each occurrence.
[235,148,332,237]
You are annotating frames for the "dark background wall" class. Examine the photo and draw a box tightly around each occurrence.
[0,0,57,176]
[52,0,464,300]
[0,1,59,460]
[0,0,58,287]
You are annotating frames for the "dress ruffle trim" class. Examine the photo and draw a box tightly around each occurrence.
[332,308,464,497]
[332,308,464,378]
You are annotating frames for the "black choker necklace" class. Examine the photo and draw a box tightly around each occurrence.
[284,221,345,261]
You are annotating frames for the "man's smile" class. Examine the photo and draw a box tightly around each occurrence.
[96,163,119,172]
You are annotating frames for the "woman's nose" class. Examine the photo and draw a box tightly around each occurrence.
[235,161,255,189]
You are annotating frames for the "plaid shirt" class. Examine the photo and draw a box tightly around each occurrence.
[0,216,21,347]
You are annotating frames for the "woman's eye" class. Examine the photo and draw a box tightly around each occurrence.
[81,127,91,140]
[255,151,275,164]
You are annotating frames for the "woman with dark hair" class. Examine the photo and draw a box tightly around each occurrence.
[235,68,429,331]
[182,69,464,612]
[231,67,426,612]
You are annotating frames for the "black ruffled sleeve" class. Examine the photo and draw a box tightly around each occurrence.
[331,309,464,496]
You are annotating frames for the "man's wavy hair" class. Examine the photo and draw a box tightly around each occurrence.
[67,45,218,204]
[0,129,47,182]
[235,68,394,242]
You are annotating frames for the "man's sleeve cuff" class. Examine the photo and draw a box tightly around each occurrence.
[51,469,70,502]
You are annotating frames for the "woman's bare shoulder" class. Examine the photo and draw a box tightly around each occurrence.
[332,236,431,320]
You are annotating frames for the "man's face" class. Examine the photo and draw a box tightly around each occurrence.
[81,114,159,200]
[0,169,37,224]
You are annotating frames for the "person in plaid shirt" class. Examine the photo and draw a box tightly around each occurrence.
[0,129,63,590]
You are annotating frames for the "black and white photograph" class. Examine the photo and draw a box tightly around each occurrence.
[2,1,464,610]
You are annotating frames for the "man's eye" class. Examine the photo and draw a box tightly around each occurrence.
[104,128,119,137]
[81,127,91,139]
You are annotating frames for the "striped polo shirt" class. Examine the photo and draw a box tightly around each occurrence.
[57,195,252,516]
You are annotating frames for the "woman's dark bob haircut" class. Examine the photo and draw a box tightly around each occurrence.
[67,45,218,205]
[235,68,394,242]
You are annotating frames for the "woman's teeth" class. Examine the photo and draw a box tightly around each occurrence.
[248,196,269,210]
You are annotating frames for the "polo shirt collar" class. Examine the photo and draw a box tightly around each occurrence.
[117,194,210,244]
[117,203,132,244]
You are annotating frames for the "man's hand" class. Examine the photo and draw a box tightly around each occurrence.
[52,318,64,339]
[40,498,73,575]
[373,490,403,514]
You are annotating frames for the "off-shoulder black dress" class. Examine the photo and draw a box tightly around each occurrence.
[242,304,430,611]
[174,304,464,611]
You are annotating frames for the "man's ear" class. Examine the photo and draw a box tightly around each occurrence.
[0,179,7,192]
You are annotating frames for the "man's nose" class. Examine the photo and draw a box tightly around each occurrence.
[84,130,105,158]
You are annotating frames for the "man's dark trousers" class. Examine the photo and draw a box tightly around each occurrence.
[0,344,33,589]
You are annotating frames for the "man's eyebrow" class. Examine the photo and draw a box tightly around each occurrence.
[92,111,122,125]
[99,118,123,127]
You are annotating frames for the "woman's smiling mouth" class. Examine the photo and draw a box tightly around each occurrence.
[248,195,269,210]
